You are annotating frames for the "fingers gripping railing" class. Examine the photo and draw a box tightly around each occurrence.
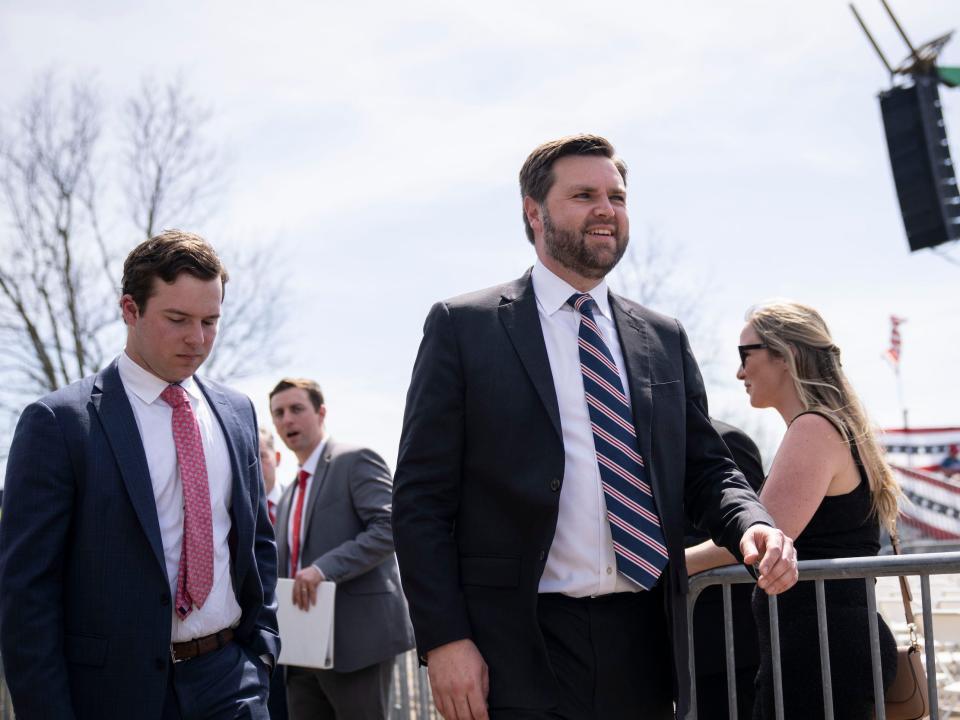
[685,551,960,720]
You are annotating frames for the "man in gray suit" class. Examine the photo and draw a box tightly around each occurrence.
[269,377,414,720]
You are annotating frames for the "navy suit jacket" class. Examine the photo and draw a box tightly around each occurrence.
[0,360,280,720]
[393,272,773,717]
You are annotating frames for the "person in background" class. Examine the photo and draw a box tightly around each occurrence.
[0,230,279,720]
[258,426,289,720]
[269,377,413,720]
[687,300,901,719]
[684,419,764,719]
[259,427,284,526]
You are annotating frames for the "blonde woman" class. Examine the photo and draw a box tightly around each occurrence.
[686,301,900,719]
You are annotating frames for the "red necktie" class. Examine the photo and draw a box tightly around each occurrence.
[289,469,310,576]
[267,499,277,526]
[161,384,214,619]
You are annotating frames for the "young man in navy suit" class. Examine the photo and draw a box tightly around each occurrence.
[0,230,280,720]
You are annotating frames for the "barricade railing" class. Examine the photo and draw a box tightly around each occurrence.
[3,552,956,719]
[389,650,436,719]
[685,550,960,720]
[0,655,10,720]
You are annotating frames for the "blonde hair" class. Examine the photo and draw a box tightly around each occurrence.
[746,300,900,533]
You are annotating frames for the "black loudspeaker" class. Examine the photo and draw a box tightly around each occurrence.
[879,75,960,252]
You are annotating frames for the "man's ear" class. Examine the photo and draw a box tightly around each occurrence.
[523,196,543,238]
[120,294,140,326]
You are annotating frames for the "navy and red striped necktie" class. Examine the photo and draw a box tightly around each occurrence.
[568,292,668,589]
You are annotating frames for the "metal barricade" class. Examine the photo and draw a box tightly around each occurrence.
[3,551,956,719]
[0,654,11,720]
[685,551,960,720]
[390,649,436,720]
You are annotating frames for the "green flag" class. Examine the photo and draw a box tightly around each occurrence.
[938,66,960,88]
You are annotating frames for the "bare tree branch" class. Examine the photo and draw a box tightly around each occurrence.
[0,73,111,397]
[0,71,287,444]
[124,77,226,238]
[202,244,289,383]
[610,227,721,379]
[0,270,57,390]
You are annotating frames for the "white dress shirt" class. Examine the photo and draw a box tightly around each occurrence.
[117,351,243,641]
[531,261,641,597]
[287,438,328,574]
[266,483,284,514]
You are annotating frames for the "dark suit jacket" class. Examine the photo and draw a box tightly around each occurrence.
[0,360,280,720]
[685,419,765,677]
[393,271,773,717]
[275,439,414,673]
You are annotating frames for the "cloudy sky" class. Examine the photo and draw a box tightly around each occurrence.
[2,0,957,473]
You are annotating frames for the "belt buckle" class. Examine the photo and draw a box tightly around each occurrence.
[170,644,188,664]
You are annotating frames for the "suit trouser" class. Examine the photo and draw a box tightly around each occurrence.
[493,585,674,720]
[162,640,270,720]
[268,663,289,720]
[286,658,394,720]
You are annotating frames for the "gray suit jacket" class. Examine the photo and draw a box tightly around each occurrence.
[276,438,414,672]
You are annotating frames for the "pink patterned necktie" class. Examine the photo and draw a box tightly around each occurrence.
[161,384,214,620]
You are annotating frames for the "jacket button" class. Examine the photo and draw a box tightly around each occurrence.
[160,593,170,606]
[550,478,561,492]
[538,550,546,561]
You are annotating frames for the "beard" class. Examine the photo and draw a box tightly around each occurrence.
[542,208,629,280]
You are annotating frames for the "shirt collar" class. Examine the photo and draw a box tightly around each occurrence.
[117,351,203,405]
[298,437,329,478]
[266,483,284,505]
[531,260,612,320]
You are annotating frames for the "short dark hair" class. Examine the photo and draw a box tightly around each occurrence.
[269,378,325,411]
[518,134,627,243]
[121,229,229,311]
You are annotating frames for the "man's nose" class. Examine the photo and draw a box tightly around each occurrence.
[736,365,746,380]
[184,321,205,346]
[594,198,615,217]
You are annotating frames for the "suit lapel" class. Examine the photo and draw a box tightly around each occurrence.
[275,481,296,575]
[609,294,656,485]
[498,272,562,440]
[92,361,166,579]
[197,377,253,585]
[301,439,334,547]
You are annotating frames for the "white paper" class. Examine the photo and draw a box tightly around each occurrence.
[275,578,336,669]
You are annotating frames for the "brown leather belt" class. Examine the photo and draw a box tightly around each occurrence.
[170,628,234,663]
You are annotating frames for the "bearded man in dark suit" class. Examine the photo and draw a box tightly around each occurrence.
[393,135,798,720]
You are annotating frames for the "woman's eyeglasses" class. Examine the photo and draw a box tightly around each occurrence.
[738,343,767,366]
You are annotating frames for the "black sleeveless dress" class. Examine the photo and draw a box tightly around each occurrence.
[751,421,897,719]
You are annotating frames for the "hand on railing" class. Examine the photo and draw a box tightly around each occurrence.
[740,524,798,595]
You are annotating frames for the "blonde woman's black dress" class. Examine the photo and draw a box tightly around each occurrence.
[751,432,897,719]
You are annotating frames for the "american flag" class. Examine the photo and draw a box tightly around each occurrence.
[885,315,906,368]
